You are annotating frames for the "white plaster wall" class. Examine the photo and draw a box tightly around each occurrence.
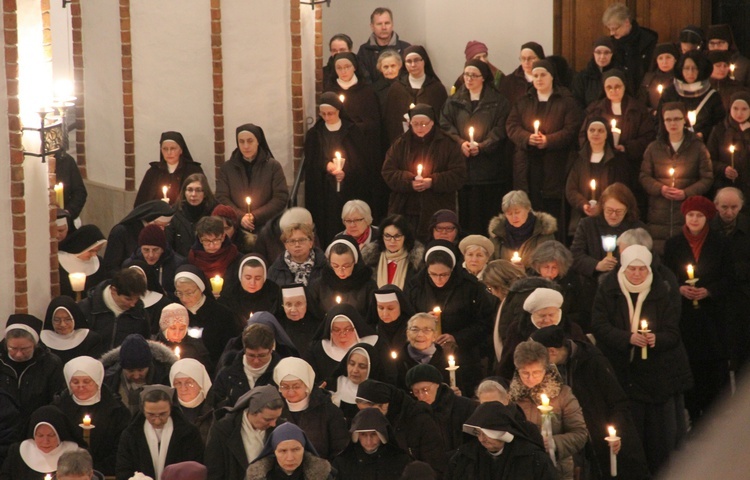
[50,1,73,88]
[80,0,125,188]
[131,0,215,188]
[0,18,13,327]
[17,1,53,319]
[222,0,294,184]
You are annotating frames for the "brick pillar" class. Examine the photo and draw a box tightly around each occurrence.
[290,0,304,179]
[71,0,86,178]
[120,0,135,191]
[314,4,323,99]
[210,0,225,178]
[4,0,29,313]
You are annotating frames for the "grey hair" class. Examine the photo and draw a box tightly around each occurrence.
[530,241,573,277]
[617,228,653,251]
[476,380,510,403]
[57,449,93,477]
[513,339,549,369]
[715,186,745,206]
[377,49,403,70]
[464,244,489,256]
[5,329,35,343]
[406,312,438,330]
[602,3,630,24]
[501,190,532,213]
[341,199,373,225]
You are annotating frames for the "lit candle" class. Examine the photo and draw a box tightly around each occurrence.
[606,426,619,477]
[45,475,52,480]
[468,126,475,146]
[416,163,423,180]
[533,120,540,135]
[510,251,522,265]
[657,84,663,96]
[339,94,345,103]
[537,393,556,466]
[610,119,621,147]
[540,393,549,407]
[83,414,91,427]
[69,272,86,292]
[687,110,697,129]
[447,355,457,387]
[730,144,736,169]
[162,185,169,202]
[409,103,416,110]
[54,182,64,208]
[335,295,342,304]
[669,167,675,187]
[433,306,442,335]
[687,264,694,280]
[730,63,736,80]
[590,179,597,201]
[601,235,617,257]
[210,275,223,295]
[174,346,181,359]
[390,351,398,360]
[333,151,346,192]
[245,196,252,214]
[639,319,649,360]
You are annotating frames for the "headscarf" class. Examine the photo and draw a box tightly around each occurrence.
[367,284,414,341]
[63,356,104,406]
[159,131,194,163]
[520,42,545,60]
[329,343,387,407]
[58,224,106,255]
[20,406,83,474]
[254,422,319,461]
[319,91,345,112]
[169,358,212,408]
[231,124,274,161]
[649,43,680,72]
[117,200,175,227]
[232,384,281,413]
[617,245,654,335]
[402,45,441,83]
[173,264,208,317]
[41,296,90,352]
[5,314,42,343]
[159,303,189,337]
[462,401,544,447]
[350,407,391,444]
[464,59,493,86]
[237,253,268,283]
[319,304,378,361]
[161,461,207,480]
[248,311,300,358]
[272,357,315,412]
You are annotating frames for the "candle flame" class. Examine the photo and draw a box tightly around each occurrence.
[590,179,596,190]
[417,164,423,176]
[162,186,168,196]
[339,94,345,103]
[540,393,550,407]
[730,145,736,153]
[669,167,675,177]
[433,306,441,314]
[687,110,697,126]
[449,355,454,362]
[608,426,616,437]
[335,296,342,304]
[409,103,416,109]
[610,119,617,129]
[245,196,251,206]
[391,351,397,359]
[175,346,180,358]
[533,120,540,129]
[335,151,341,160]
[640,319,648,330]
[469,126,474,136]
[657,84,663,94]
[730,63,736,72]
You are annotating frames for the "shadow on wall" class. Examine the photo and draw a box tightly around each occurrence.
[80,179,137,256]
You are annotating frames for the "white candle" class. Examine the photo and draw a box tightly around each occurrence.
[83,414,91,427]
[69,272,86,292]
[730,63,736,80]
[640,319,649,360]
[730,144,736,169]
[610,119,621,147]
[162,185,169,202]
[447,355,457,387]
[339,94,345,103]
[601,235,617,257]
[433,307,442,335]
[468,126,475,145]
[533,120,540,135]
[335,295,342,304]
[606,426,618,477]
[245,196,252,214]
[687,110,697,128]
[687,264,694,280]
[540,393,549,407]
[416,163,423,180]
[333,152,346,192]
[590,179,597,201]
[657,84,663,95]
[210,275,223,295]
[669,167,675,187]
[174,346,180,359]
[511,251,522,264]
[54,182,64,209]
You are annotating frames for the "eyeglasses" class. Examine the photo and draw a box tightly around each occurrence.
[285,238,311,246]
[52,317,74,324]
[7,346,33,354]
[144,411,170,420]
[331,327,355,335]
[518,369,545,380]
[245,351,272,360]
[519,56,538,63]
[343,218,365,225]
[410,121,432,128]
[279,384,305,392]
[330,263,354,272]
[604,208,626,216]
[427,271,451,280]
[411,385,435,397]
[185,188,203,194]
[175,289,200,298]
[408,327,435,335]
[383,233,404,241]
[434,226,456,233]
[173,380,197,389]
[405,58,423,65]
[200,237,223,246]
[463,72,482,79]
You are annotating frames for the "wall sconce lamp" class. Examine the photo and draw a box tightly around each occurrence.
[300,0,330,9]
[21,108,64,162]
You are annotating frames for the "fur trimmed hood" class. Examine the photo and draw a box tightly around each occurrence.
[100,339,178,368]
[360,240,425,271]
[246,452,333,479]
[488,211,557,240]
[508,364,563,403]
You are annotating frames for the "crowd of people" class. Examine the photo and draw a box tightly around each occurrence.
[4,3,750,479]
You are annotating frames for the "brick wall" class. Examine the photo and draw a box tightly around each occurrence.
[71,0,86,178]
[211,0,224,177]
[120,0,135,191]
[290,0,304,174]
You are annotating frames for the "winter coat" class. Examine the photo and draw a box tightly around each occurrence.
[185,294,242,365]
[128,246,187,298]
[115,409,204,480]
[581,95,656,179]
[381,128,466,242]
[178,400,214,445]
[0,344,65,428]
[384,75,448,144]
[506,87,583,200]
[332,442,410,480]
[356,32,410,84]
[572,59,616,109]
[53,386,131,475]
[328,82,383,173]
[395,341,450,391]
[707,116,750,199]
[281,387,348,460]
[360,241,424,291]
[309,267,377,321]
[639,69,674,114]
[561,341,650,480]
[0,389,21,467]
[570,215,647,278]
[565,143,631,235]
[658,85,725,142]
[439,84,511,185]
[218,280,281,326]
[54,152,88,219]
[428,384,478,457]
[134,159,204,207]
[208,350,281,408]
[165,200,218,257]
[79,281,150,350]
[215,149,289,230]
[510,373,588,480]
[447,436,557,480]
[591,268,694,402]
[497,66,532,109]
[267,247,327,289]
[639,131,713,252]
[611,20,658,90]
[204,409,262,480]
[246,452,335,480]
[487,211,557,268]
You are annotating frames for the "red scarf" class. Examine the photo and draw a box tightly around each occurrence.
[682,224,709,263]
[189,243,240,279]
[355,227,371,247]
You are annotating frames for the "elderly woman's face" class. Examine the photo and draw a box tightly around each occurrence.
[285,229,313,262]
[279,378,308,404]
[505,206,530,228]
[536,261,559,281]
[275,439,305,475]
[379,56,401,80]
[165,321,188,343]
[603,199,627,227]
[531,306,561,328]
[518,360,546,388]
[335,58,355,82]
[407,317,437,350]
[283,295,307,321]
[464,246,489,275]
[343,211,368,238]
[52,308,75,336]
[411,381,438,405]
[624,265,649,285]
[70,375,98,401]
[175,279,202,309]
[241,265,266,293]
[347,352,369,384]
[34,424,59,453]
[331,319,357,349]
[376,300,401,323]
[173,375,202,403]
[604,76,625,103]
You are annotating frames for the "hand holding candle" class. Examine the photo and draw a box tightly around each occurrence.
[730,145,736,169]
[446,354,459,388]
[639,319,650,359]
[433,307,442,335]
[533,120,540,135]
[669,167,675,187]
[610,119,621,147]
[589,179,597,203]
[605,426,621,477]
[162,186,169,202]
[333,152,346,192]
[416,163,423,181]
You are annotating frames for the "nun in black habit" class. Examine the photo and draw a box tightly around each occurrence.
[41,296,103,365]
[278,284,323,359]
[218,254,281,325]
[57,225,108,300]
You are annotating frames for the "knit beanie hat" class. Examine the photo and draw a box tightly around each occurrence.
[159,303,189,331]
[211,204,239,225]
[138,224,167,249]
[530,325,566,348]
[404,364,443,387]
[680,195,717,220]
[120,334,152,369]
[464,40,488,61]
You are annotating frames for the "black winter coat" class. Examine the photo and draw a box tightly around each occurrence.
[384,75,448,144]
[267,247,327,288]
[572,59,615,109]
[447,436,557,480]
[134,159,204,207]
[611,21,658,90]
[707,116,750,199]
[570,215,646,278]
[282,388,349,460]
[209,350,281,408]
[204,409,270,480]
[79,281,150,350]
[332,442,410,480]
[185,294,242,365]
[429,384,478,456]
[591,268,693,402]
[115,409,204,480]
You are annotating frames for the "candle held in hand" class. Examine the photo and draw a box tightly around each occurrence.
[606,426,619,477]
[162,186,169,202]
[433,307,442,335]
[590,179,597,201]
[83,414,91,427]
[687,264,694,279]
[669,167,675,187]
[333,152,346,192]
[511,251,522,264]
[175,346,180,359]
[540,393,550,407]
[610,119,621,147]
[533,120,540,135]
[448,355,455,368]
[446,355,458,387]
[210,275,223,295]
[639,320,649,360]
[730,145,736,169]
[245,196,252,214]
[730,63,736,80]
[687,110,697,128]
[468,126,475,146]
[657,84,663,95]
[416,163,423,180]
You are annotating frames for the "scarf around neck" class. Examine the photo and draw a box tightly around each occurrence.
[504,213,536,250]
[617,267,653,335]
[144,416,173,480]
[188,241,239,279]
[377,249,408,288]
[407,343,436,364]
[284,250,316,286]
[683,224,709,263]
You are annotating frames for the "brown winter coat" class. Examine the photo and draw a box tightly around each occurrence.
[487,211,557,268]
[706,116,750,199]
[384,75,448,144]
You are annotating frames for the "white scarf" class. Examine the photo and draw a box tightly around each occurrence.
[241,411,266,464]
[19,439,79,473]
[409,74,426,89]
[493,300,505,362]
[325,120,342,132]
[58,251,100,276]
[40,329,90,351]
[337,74,359,90]
[611,102,622,115]
[242,355,271,389]
[103,286,125,317]
[537,91,551,102]
[186,294,206,315]
[144,417,173,480]
[617,268,653,334]
[590,152,605,164]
